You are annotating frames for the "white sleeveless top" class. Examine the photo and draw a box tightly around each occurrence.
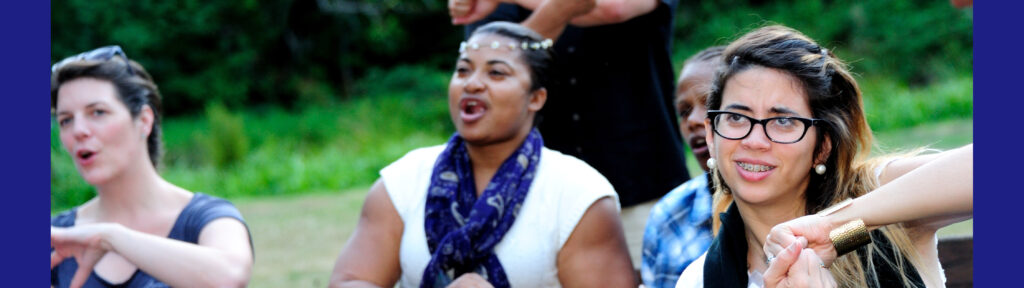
[382,145,618,288]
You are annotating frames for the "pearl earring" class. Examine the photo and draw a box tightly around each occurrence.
[707,158,717,170]
[815,164,827,175]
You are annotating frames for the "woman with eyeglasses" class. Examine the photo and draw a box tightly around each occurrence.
[50,46,253,288]
[675,26,972,287]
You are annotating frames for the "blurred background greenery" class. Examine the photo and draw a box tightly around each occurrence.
[51,0,973,286]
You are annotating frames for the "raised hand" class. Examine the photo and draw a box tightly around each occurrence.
[51,225,115,288]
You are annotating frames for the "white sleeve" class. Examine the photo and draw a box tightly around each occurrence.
[555,153,619,248]
[380,146,444,220]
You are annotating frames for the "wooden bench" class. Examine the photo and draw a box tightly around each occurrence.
[938,235,972,288]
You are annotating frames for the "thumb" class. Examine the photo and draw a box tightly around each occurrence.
[764,240,803,287]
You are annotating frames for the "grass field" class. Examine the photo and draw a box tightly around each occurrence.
[236,190,366,287]
[233,118,973,287]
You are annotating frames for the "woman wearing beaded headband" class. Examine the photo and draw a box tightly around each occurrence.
[50,46,254,287]
[329,21,635,288]
[674,25,972,287]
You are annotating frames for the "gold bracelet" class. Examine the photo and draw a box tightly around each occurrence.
[829,219,871,256]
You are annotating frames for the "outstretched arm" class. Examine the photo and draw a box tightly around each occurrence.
[828,144,973,231]
[329,179,404,288]
[51,217,253,288]
[764,144,973,267]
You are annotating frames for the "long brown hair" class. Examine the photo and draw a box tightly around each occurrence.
[706,25,927,287]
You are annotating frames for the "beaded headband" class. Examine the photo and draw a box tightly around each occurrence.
[459,39,554,53]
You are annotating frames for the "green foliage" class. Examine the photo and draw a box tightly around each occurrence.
[353,65,453,100]
[203,103,250,168]
[51,149,95,212]
[52,0,460,116]
[52,0,295,114]
[672,0,972,86]
[861,75,973,131]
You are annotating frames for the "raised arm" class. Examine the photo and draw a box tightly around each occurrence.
[556,196,636,287]
[764,144,973,267]
[329,179,404,288]
[450,0,657,30]
[829,144,973,231]
[448,0,596,40]
[490,0,658,26]
[567,0,659,26]
[877,148,947,186]
[519,0,596,39]
[50,217,253,287]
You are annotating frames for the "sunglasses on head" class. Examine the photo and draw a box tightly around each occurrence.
[51,45,135,76]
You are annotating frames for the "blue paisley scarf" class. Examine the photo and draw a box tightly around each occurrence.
[421,129,543,288]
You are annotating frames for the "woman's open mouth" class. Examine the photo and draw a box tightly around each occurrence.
[75,149,97,166]
[689,136,708,156]
[459,98,487,123]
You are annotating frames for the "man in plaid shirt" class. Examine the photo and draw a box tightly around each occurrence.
[641,46,723,288]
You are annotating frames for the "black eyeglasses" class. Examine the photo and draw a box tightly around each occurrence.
[51,45,134,75]
[707,110,825,144]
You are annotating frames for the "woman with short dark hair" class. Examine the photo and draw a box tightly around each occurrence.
[50,46,254,288]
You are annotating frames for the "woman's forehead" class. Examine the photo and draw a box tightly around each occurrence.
[56,81,128,118]
[723,67,811,114]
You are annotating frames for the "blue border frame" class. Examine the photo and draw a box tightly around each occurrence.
[6,0,50,286]
[974,2,1013,286]
[33,0,998,286]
